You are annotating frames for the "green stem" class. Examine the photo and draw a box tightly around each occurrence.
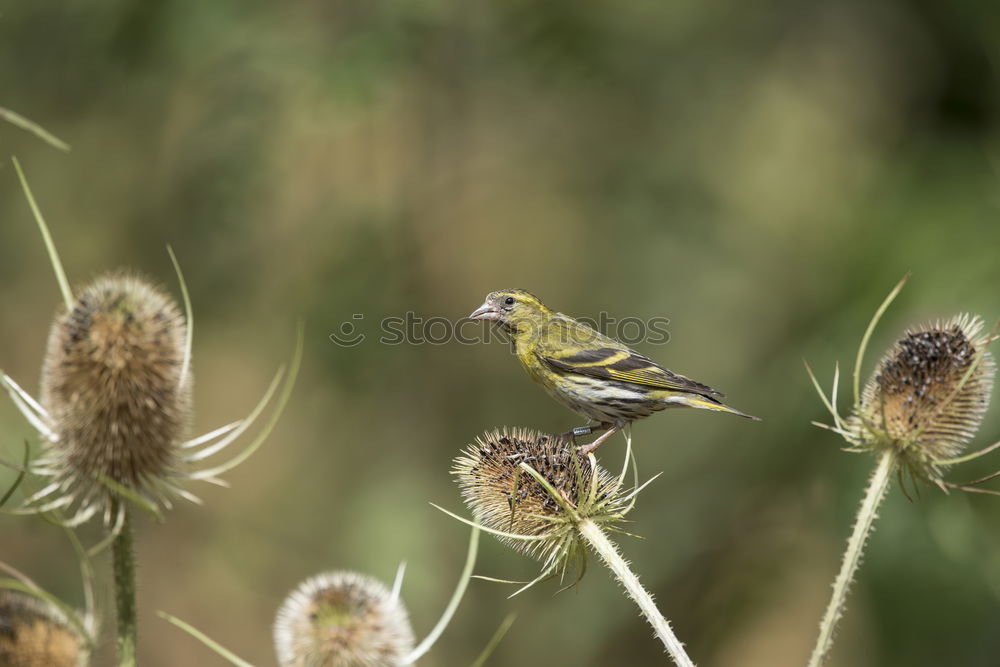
[112,504,138,667]
[577,519,695,667]
[809,449,895,667]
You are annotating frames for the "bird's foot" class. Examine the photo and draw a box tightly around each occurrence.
[576,423,624,457]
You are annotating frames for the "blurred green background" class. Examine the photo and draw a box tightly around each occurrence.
[2,1,1000,665]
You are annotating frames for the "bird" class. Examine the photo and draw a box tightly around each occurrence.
[469,289,759,454]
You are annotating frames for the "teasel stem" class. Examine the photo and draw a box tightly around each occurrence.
[577,519,695,667]
[809,449,895,667]
[112,501,138,667]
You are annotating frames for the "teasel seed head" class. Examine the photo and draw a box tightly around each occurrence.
[0,591,89,667]
[273,571,415,667]
[35,273,191,517]
[849,314,995,482]
[452,427,635,582]
[3,169,302,526]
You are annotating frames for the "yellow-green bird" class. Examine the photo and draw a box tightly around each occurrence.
[470,289,759,454]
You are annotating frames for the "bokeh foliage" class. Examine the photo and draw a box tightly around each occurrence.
[2,1,1000,665]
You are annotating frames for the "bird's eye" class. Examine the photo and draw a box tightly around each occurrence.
[504,296,515,306]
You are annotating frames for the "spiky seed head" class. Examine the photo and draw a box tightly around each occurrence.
[273,571,415,667]
[0,591,88,667]
[39,272,191,508]
[452,427,629,563]
[849,315,995,480]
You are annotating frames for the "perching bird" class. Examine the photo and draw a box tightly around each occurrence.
[470,289,759,454]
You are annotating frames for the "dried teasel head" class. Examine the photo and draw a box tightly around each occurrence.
[452,427,640,590]
[273,571,415,667]
[848,315,995,483]
[2,166,300,529]
[0,591,89,667]
[2,269,301,528]
[35,273,191,519]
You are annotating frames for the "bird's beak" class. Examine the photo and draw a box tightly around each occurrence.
[469,301,501,321]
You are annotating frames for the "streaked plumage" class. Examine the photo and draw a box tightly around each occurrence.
[470,289,758,453]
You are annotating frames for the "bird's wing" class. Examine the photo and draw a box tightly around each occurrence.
[536,315,723,397]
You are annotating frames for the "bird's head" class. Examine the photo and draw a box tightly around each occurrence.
[469,289,549,335]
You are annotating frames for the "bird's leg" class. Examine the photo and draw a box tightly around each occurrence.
[577,422,625,456]
[561,422,611,443]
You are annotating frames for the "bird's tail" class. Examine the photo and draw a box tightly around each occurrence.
[679,395,761,421]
